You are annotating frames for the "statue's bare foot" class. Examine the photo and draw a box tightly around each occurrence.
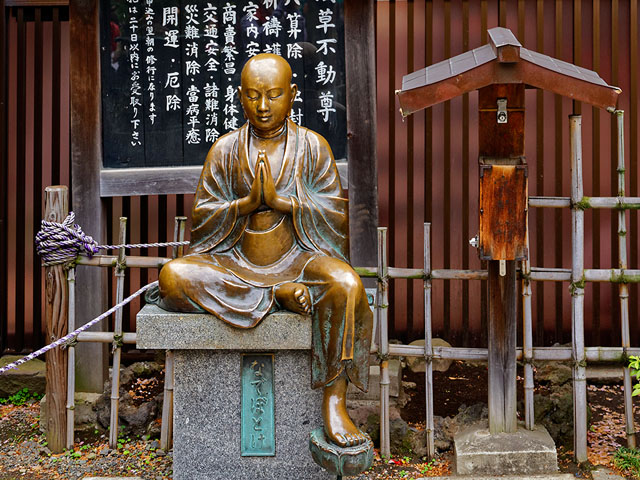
[275,282,311,315]
[323,374,369,448]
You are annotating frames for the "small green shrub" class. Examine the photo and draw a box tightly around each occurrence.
[614,446,640,476]
[0,388,43,406]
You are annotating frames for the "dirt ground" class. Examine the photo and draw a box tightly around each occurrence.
[0,361,638,479]
[358,361,639,479]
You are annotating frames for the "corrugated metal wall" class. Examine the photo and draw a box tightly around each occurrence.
[2,0,639,353]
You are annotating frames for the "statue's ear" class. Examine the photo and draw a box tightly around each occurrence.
[290,83,298,106]
[237,86,243,100]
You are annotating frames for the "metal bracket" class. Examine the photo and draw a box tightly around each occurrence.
[497,98,508,123]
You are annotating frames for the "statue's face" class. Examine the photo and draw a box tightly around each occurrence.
[239,56,297,136]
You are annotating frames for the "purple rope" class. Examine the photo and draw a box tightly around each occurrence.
[35,212,189,266]
[0,281,158,375]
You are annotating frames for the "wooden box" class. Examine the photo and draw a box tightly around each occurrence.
[478,160,528,261]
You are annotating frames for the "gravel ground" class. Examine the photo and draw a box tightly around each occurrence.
[0,403,172,480]
[0,363,635,479]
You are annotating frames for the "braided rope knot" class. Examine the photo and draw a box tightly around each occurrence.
[35,212,100,266]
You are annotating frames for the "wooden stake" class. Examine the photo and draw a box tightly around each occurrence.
[570,115,588,463]
[66,267,76,449]
[522,230,535,430]
[160,216,187,451]
[424,223,435,458]
[109,217,127,449]
[377,227,390,458]
[44,185,68,453]
[615,110,636,448]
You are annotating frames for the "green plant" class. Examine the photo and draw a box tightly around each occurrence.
[0,388,43,406]
[629,356,640,397]
[421,458,436,474]
[614,446,640,476]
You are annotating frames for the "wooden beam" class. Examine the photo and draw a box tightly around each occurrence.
[344,0,378,268]
[69,0,107,393]
[44,186,68,453]
[0,0,7,354]
[487,26,521,63]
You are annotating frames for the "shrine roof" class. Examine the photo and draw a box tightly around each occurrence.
[397,27,620,116]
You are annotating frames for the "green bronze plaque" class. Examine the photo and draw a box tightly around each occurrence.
[241,354,275,456]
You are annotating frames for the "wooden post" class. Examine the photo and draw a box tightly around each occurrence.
[344,0,379,268]
[487,260,517,433]
[0,0,7,355]
[478,84,526,434]
[44,185,68,453]
[70,0,108,393]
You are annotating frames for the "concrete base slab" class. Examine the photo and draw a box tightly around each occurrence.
[0,355,45,397]
[592,466,626,480]
[454,421,558,476]
[347,359,402,400]
[420,475,574,480]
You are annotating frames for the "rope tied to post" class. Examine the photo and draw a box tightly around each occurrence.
[35,212,190,267]
[36,212,100,267]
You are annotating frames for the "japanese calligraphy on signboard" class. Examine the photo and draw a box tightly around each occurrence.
[100,0,347,169]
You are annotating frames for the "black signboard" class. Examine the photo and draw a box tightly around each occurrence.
[100,0,347,169]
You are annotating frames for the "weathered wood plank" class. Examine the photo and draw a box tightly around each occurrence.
[344,0,378,267]
[70,0,107,392]
[44,186,68,453]
[99,162,348,197]
[487,260,517,434]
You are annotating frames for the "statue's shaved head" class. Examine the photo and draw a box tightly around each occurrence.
[241,53,293,87]
[238,54,297,136]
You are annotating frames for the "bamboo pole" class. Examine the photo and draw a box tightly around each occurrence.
[588,197,640,208]
[76,255,170,268]
[377,227,390,458]
[65,267,76,449]
[160,351,174,452]
[386,344,640,362]
[109,217,127,449]
[615,110,636,448]
[160,217,186,452]
[528,196,571,208]
[585,269,640,282]
[44,185,68,453]
[528,195,640,209]
[570,115,588,463]
[424,223,435,458]
[522,229,534,430]
[76,332,137,344]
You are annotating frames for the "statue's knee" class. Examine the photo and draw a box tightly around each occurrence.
[329,268,362,295]
[159,258,191,291]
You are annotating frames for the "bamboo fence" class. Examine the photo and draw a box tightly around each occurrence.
[55,112,636,464]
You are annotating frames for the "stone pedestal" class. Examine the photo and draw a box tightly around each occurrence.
[454,420,558,476]
[137,305,331,480]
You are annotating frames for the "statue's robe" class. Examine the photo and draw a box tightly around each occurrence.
[158,119,372,391]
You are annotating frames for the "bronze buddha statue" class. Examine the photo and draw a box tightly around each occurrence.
[155,53,373,448]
